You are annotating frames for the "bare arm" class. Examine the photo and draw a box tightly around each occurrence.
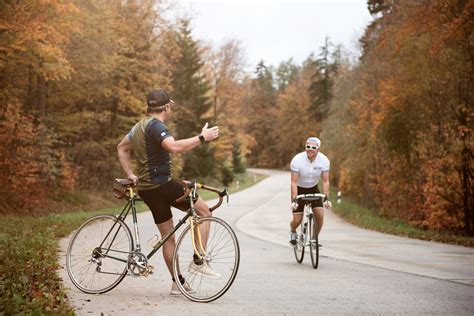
[322,171,330,198]
[117,135,138,183]
[291,172,299,202]
[161,135,201,154]
[161,122,219,154]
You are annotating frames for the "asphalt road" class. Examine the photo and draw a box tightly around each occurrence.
[58,169,474,315]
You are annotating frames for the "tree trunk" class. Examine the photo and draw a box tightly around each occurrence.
[37,75,46,117]
[110,96,119,135]
[461,146,473,236]
[26,66,34,110]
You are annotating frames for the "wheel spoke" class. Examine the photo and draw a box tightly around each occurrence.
[173,217,240,302]
[66,215,132,294]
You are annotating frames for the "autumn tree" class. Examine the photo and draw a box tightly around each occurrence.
[272,60,314,167]
[204,39,253,183]
[242,61,278,167]
[0,0,178,211]
[325,0,473,234]
[48,0,174,187]
[0,0,79,212]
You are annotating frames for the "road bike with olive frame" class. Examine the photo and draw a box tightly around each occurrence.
[66,179,240,303]
[292,193,326,269]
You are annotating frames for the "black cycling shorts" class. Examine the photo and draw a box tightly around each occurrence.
[293,184,323,214]
[139,179,196,224]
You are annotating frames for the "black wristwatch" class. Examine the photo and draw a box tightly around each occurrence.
[198,134,205,143]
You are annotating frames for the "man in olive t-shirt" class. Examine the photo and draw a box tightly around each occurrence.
[117,90,220,295]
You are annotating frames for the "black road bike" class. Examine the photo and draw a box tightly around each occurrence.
[66,179,240,303]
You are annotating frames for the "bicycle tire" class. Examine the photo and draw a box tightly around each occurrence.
[66,214,133,294]
[173,216,240,303]
[293,215,305,263]
[308,214,319,269]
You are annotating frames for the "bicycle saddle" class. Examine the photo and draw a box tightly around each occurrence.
[112,179,135,199]
[115,178,135,187]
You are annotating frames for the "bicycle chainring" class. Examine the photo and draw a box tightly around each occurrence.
[128,251,154,277]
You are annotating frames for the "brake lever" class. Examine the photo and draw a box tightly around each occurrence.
[224,188,229,205]
[218,188,229,205]
[192,181,198,200]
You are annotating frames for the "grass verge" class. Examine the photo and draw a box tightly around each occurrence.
[0,171,266,314]
[332,193,474,247]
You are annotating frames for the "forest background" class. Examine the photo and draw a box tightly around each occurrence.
[0,0,472,236]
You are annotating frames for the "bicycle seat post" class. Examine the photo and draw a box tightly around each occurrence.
[127,186,142,252]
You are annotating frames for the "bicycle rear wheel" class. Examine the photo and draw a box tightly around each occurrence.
[293,216,305,263]
[66,214,132,294]
[173,216,240,303]
[308,214,319,269]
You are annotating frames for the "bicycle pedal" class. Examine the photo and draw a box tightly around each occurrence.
[148,264,155,274]
[140,264,154,277]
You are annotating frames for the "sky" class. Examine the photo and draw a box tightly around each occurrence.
[176,0,373,69]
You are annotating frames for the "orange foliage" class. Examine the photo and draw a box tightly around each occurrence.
[0,99,47,212]
[327,0,473,232]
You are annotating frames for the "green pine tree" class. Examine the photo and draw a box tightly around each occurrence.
[170,19,214,178]
[309,37,333,122]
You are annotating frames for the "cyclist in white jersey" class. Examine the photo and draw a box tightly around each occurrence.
[289,137,330,246]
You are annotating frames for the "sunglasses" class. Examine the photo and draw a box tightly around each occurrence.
[306,145,319,150]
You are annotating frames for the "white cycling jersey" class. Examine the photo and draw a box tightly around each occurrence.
[290,151,330,188]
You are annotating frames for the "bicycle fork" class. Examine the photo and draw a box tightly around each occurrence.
[190,216,207,262]
[303,211,312,245]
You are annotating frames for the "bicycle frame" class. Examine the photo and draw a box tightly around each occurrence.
[106,181,227,262]
[298,193,325,233]
[292,202,313,249]
[292,193,325,268]
[66,178,239,301]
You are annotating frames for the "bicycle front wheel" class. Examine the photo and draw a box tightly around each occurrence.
[173,216,240,303]
[293,216,305,263]
[308,214,319,269]
[66,214,133,294]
